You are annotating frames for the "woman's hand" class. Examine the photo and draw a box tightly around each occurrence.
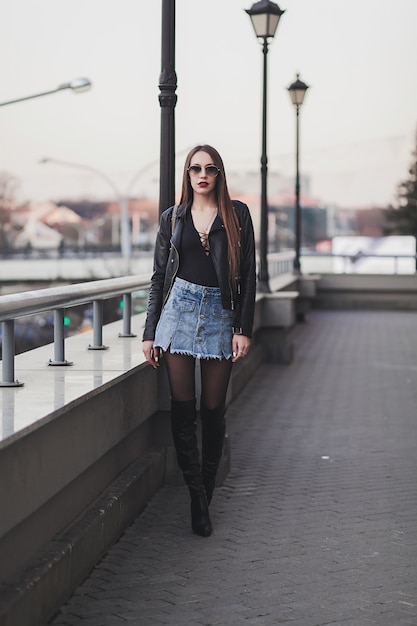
[142,340,160,369]
[232,335,251,363]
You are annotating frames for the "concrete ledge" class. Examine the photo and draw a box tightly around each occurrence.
[0,282,300,626]
[269,272,297,293]
[0,447,165,626]
[255,327,294,364]
[261,271,320,325]
[0,369,157,582]
[229,344,263,397]
[314,273,417,310]
[261,291,298,327]
[295,274,320,320]
[297,274,320,298]
[254,291,298,364]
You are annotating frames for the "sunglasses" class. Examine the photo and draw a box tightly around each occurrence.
[187,165,220,178]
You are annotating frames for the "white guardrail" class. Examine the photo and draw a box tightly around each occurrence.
[0,252,294,387]
[2,249,413,387]
[0,275,151,387]
[301,252,416,275]
[0,252,295,387]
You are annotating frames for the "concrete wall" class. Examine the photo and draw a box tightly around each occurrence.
[0,369,159,582]
[3,270,415,624]
[0,283,298,626]
[314,273,417,310]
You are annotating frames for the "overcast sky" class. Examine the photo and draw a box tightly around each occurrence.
[1,0,417,209]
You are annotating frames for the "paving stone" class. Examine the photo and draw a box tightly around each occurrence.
[49,310,417,626]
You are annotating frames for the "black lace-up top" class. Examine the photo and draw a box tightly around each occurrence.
[177,210,219,287]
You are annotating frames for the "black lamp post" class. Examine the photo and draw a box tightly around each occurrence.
[287,74,309,274]
[159,0,177,217]
[245,0,285,293]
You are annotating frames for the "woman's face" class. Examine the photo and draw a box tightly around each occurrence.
[188,150,219,198]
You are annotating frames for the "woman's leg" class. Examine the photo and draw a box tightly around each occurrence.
[163,352,196,401]
[200,359,233,504]
[200,359,233,410]
[164,352,212,537]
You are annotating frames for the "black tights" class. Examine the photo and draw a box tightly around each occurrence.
[164,352,232,410]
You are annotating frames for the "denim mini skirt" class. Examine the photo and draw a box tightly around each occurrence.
[154,277,234,360]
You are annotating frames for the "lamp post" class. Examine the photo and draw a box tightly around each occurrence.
[246,0,285,293]
[159,0,177,217]
[287,73,309,275]
[39,157,132,273]
[0,78,92,107]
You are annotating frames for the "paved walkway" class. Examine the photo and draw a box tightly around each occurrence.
[49,310,417,626]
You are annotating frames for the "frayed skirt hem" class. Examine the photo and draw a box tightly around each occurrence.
[155,346,232,361]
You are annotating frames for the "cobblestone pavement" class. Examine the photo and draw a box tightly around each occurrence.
[49,310,417,626]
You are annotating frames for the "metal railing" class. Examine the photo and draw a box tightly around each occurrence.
[0,275,150,387]
[301,252,417,274]
[267,251,296,277]
[0,251,297,387]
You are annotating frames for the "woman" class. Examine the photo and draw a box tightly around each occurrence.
[142,145,256,537]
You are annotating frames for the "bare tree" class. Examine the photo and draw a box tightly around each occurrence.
[385,127,417,269]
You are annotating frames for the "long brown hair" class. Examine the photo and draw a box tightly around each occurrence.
[179,145,241,286]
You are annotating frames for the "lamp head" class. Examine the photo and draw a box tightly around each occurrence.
[288,74,309,107]
[245,0,285,39]
[58,78,92,93]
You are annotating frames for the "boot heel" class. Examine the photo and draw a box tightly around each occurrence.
[190,490,212,537]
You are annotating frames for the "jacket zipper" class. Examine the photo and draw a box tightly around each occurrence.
[163,241,179,308]
[229,278,235,310]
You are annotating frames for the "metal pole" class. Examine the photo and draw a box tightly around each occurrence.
[258,38,270,293]
[119,293,136,338]
[119,196,132,274]
[39,158,131,272]
[49,309,73,366]
[0,79,91,107]
[294,104,301,274]
[0,88,60,106]
[88,300,108,350]
[159,0,177,217]
[0,320,23,387]
[53,309,65,363]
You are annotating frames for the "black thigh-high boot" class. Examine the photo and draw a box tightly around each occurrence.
[170,399,212,537]
[201,400,226,505]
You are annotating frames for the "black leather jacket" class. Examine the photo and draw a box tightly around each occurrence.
[143,200,256,341]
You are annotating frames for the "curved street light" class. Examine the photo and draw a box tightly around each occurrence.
[39,157,132,273]
[287,74,309,275]
[40,145,194,271]
[0,78,92,107]
[246,0,285,293]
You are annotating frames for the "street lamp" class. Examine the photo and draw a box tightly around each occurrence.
[287,73,309,275]
[159,0,177,217]
[245,0,285,293]
[0,78,92,107]
[39,157,132,273]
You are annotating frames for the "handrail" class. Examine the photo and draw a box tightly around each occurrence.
[0,274,151,387]
[0,275,149,322]
[267,251,295,278]
[301,252,417,274]
[0,252,297,387]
